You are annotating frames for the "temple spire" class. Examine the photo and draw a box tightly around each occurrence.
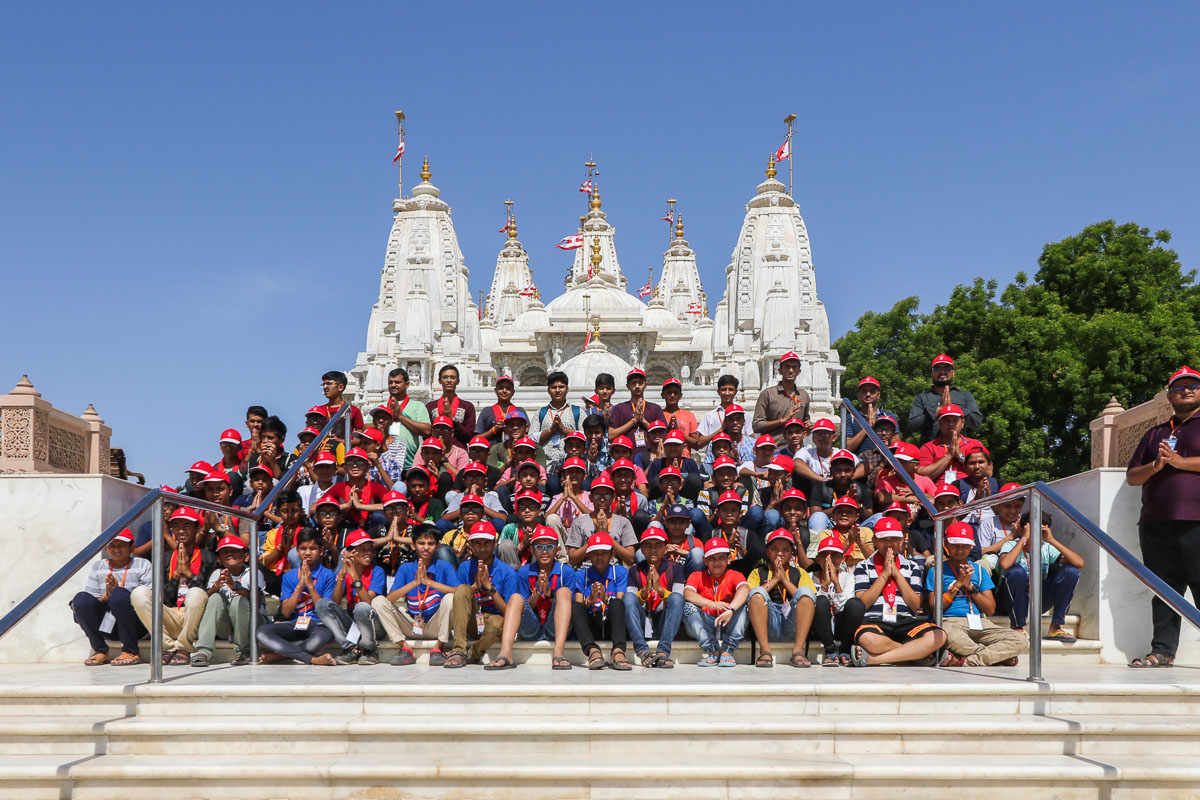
[420,155,431,182]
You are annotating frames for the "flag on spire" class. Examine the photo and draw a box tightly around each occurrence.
[775,137,790,162]
[579,180,593,193]
[637,280,653,298]
[660,210,674,224]
[498,220,509,233]
[393,137,406,164]
[686,301,705,315]
[556,234,584,250]
[583,327,592,349]
[518,285,537,297]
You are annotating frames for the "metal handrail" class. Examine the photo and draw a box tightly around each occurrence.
[0,401,352,682]
[839,400,937,517]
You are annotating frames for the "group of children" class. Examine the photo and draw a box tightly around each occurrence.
[71,359,1083,670]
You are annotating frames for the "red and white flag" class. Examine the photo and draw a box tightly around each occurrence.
[583,328,592,349]
[638,280,653,298]
[498,220,510,233]
[686,301,705,315]
[393,137,406,164]
[775,137,790,162]
[557,234,584,250]
[518,285,537,297]
[579,180,593,193]
[660,210,674,224]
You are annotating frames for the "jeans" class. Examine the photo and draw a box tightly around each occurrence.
[314,597,383,651]
[435,544,459,569]
[689,508,713,540]
[518,600,559,641]
[808,511,832,536]
[623,591,684,656]
[571,600,627,655]
[682,602,748,654]
[71,588,144,655]
[1139,520,1200,658]
[743,507,782,536]
[999,564,1080,628]
[748,586,813,641]
[255,619,333,663]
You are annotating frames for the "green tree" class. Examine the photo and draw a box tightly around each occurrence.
[834,221,1200,483]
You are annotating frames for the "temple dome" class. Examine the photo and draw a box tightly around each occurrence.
[543,284,645,317]
[559,338,632,388]
[510,299,550,333]
[641,295,682,331]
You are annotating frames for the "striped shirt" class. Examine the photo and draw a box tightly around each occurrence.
[83,557,153,598]
[853,554,924,619]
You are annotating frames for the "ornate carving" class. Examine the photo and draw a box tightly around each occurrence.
[1,408,32,458]
[48,425,86,472]
[1116,418,1159,467]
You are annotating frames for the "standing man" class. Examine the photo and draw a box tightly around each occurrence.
[609,368,667,459]
[385,367,431,471]
[692,374,741,454]
[753,352,812,446]
[1127,365,1200,668]
[661,379,697,457]
[427,364,476,448]
[844,377,895,465]
[908,354,983,444]
[530,370,584,484]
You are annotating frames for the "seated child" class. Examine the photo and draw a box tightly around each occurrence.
[682,537,750,667]
[516,525,575,669]
[254,529,337,665]
[623,526,685,668]
[192,535,264,667]
[372,523,460,665]
[316,529,388,665]
[810,535,864,665]
[445,521,524,670]
[746,528,817,668]
[570,532,631,671]
[72,528,153,666]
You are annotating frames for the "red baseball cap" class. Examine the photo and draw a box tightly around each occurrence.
[884,501,910,516]
[724,404,746,417]
[832,495,860,510]
[586,532,615,552]
[314,493,341,510]
[891,442,921,462]
[112,528,135,543]
[811,418,836,433]
[768,454,794,472]
[496,374,515,386]
[459,493,485,508]
[999,482,1023,494]
[432,415,454,429]
[583,393,600,406]
[562,456,587,472]
[468,521,496,541]
[514,489,543,506]
[344,447,372,461]
[640,526,668,543]
[662,378,681,390]
[420,438,444,451]
[858,376,880,389]
[626,368,646,380]
[344,529,372,549]
[817,535,844,555]
[370,404,394,418]
[300,426,322,438]
[712,455,737,472]
[754,434,776,449]
[515,458,541,474]
[248,463,274,479]
[710,432,733,446]
[306,405,329,418]
[313,451,337,466]
[779,351,801,364]
[830,449,856,464]
[590,473,615,492]
[219,429,241,444]
[945,522,975,546]
[932,354,955,368]
[963,443,990,457]
[647,419,667,433]
[200,469,231,485]
[187,460,212,476]
[779,487,807,504]
[765,529,796,549]
[468,436,491,450]
[611,435,634,450]
[784,417,806,430]
[657,465,682,480]
[357,427,385,444]
[933,482,961,499]
[1168,366,1200,386]
[530,525,557,544]
[514,436,538,450]
[463,461,487,475]
[873,516,905,538]
[703,537,731,556]
[405,465,433,483]
[216,535,247,552]
[664,430,686,444]
[565,430,587,443]
[382,490,408,507]
[170,507,203,524]
[717,490,743,507]
[938,404,965,419]
[611,458,637,474]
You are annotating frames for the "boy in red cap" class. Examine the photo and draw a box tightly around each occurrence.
[373,523,460,666]
[131,507,216,665]
[907,354,982,444]
[260,489,306,594]
[927,522,1026,667]
[445,521,523,669]
[475,374,523,443]
[498,489,543,566]
[215,428,248,495]
[256,529,337,665]
[316,529,388,665]
[608,368,668,458]
[975,485,1024,574]
[874,441,935,524]
[403,466,445,528]
[299,451,341,516]
[443,462,506,534]
[682,537,750,666]
[808,495,874,565]
[811,535,863,665]
[192,535,264,667]
[516,525,575,669]
[844,376,895,463]
[918,405,983,483]
[694,374,740,455]
[646,429,704,501]
[437,493,484,568]
[747,529,817,667]
[373,490,415,573]
[850,517,945,666]
[570,532,631,670]
[545,455,591,544]
[324,448,388,529]
[805,448,867,537]
[604,436,650,492]
[72,528,153,666]
[609,458,651,536]
[660,379,697,457]
[624,526,686,668]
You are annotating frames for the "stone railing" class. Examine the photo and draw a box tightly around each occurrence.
[1089,391,1172,469]
[0,376,111,475]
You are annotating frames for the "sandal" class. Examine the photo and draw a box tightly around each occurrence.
[718,653,737,667]
[789,651,811,668]
[170,650,190,666]
[484,655,517,671]
[1044,630,1077,643]
[586,650,607,670]
[110,651,141,666]
[161,649,176,665]
[609,651,632,671]
[837,653,852,666]
[850,645,870,667]
[939,650,965,667]
[231,654,249,667]
[755,653,775,668]
[189,652,211,668]
[654,653,674,669]
[84,652,110,667]
[640,652,662,668]
[552,656,573,670]
[443,651,468,669]
[428,648,447,667]
[1130,652,1174,668]
[698,652,718,667]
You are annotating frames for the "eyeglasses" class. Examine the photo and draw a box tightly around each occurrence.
[532,543,556,552]
[1169,383,1200,394]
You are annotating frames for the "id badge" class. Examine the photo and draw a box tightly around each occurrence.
[99,612,116,634]
[967,611,983,631]
[943,468,956,484]
[633,428,647,447]
[176,585,189,607]
[475,611,486,634]
[346,625,361,645]
[1166,435,1178,452]
[781,600,793,620]
[411,622,424,638]
[294,615,311,631]
[882,603,897,624]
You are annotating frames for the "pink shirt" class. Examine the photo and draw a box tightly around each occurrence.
[413,441,471,473]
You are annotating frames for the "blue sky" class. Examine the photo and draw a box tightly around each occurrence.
[3,3,1197,486]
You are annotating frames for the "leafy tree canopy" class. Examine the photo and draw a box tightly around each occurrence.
[833,221,1200,483]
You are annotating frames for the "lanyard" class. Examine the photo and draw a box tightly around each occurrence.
[872,552,900,608]
[109,563,131,588]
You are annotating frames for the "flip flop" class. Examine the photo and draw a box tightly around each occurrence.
[110,652,142,666]
[552,656,573,670]
[755,653,774,668]
[718,653,737,667]
[850,645,870,667]
[484,655,517,671]
[788,652,811,668]
[1044,630,1077,643]
[84,652,110,666]
[654,653,675,669]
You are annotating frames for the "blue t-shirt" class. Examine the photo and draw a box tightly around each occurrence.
[571,562,629,603]
[390,559,460,619]
[457,557,520,615]
[515,561,576,601]
[924,561,994,617]
[280,562,337,620]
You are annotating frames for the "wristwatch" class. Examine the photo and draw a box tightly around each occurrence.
[353,580,363,589]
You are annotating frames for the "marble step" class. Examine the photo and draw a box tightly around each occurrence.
[97,713,1200,757]
[2,753,1199,800]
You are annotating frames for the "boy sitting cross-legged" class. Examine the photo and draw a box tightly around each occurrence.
[255,529,338,665]
[372,523,460,666]
[191,535,265,667]
[682,537,750,667]
[316,529,388,665]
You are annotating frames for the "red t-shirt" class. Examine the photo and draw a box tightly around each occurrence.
[324,403,365,433]
[685,569,748,617]
[918,435,981,482]
[324,480,387,526]
[876,471,937,517]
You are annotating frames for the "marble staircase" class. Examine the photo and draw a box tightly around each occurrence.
[0,664,1197,799]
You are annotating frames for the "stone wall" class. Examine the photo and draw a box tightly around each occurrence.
[1089,391,1172,469]
[0,376,112,476]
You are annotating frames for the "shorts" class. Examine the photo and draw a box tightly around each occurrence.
[854,617,939,645]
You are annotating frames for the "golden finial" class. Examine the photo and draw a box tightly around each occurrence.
[534,287,541,300]
[420,156,431,182]
[505,200,517,239]
[675,213,685,239]
[590,187,602,210]
[765,154,777,179]
[590,236,603,267]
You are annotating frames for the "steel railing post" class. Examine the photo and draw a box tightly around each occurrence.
[839,406,847,450]
[934,517,946,627]
[150,496,164,683]
[1028,491,1043,681]
[249,519,259,666]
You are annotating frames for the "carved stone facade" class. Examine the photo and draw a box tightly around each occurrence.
[1089,391,1174,468]
[0,376,112,475]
